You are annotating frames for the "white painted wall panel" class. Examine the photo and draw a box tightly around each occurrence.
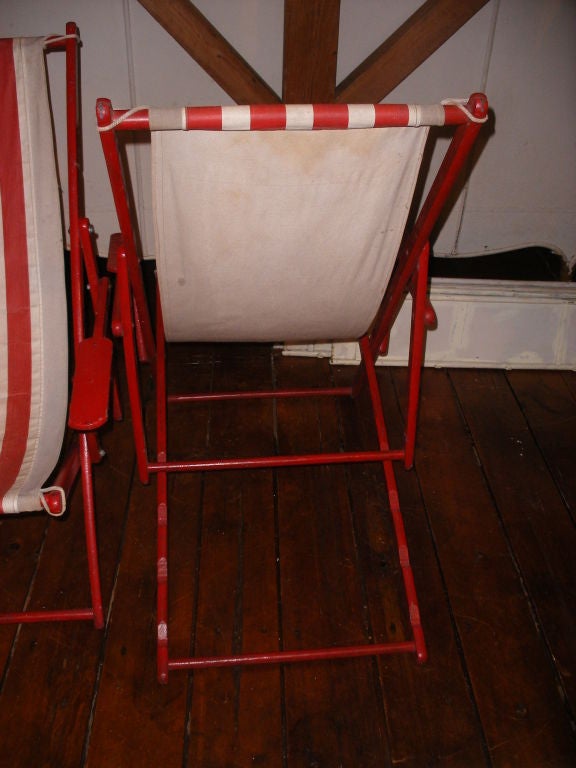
[1,0,574,270]
[285,280,576,369]
[454,0,576,268]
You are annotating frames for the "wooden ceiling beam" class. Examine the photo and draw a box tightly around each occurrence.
[282,0,341,102]
[336,0,490,103]
[136,0,280,104]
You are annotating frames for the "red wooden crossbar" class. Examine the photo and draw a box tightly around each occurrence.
[168,640,419,671]
[97,95,487,133]
[168,386,352,403]
[147,450,406,475]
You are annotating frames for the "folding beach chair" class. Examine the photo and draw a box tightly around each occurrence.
[0,24,113,628]
[97,93,488,681]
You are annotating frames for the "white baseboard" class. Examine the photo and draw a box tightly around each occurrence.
[284,278,576,370]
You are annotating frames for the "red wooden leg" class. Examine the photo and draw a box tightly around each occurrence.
[117,251,149,484]
[156,284,169,683]
[404,243,431,469]
[79,433,104,629]
[359,336,427,663]
[112,376,123,421]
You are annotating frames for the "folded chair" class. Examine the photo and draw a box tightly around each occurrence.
[97,94,488,682]
[0,24,113,628]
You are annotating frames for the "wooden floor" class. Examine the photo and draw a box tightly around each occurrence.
[1,344,575,767]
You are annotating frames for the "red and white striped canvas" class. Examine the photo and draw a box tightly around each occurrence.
[0,37,68,513]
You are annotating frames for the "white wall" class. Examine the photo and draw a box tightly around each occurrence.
[1,0,575,270]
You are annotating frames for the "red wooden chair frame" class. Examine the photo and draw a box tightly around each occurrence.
[0,23,114,628]
[97,94,488,681]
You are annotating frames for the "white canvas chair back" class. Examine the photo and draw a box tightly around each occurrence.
[152,124,428,342]
[0,37,68,514]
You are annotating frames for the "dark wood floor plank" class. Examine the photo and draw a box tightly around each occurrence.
[86,481,189,766]
[85,347,212,766]
[275,355,391,768]
[561,370,576,400]
[186,345,283,768]
[452,369,576,715]
[333,364,488,767]
[0,416,133,767]
[507,370,576,520]
[395,367,576,767]
[0,514,48,671]
[3,347,575,767]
